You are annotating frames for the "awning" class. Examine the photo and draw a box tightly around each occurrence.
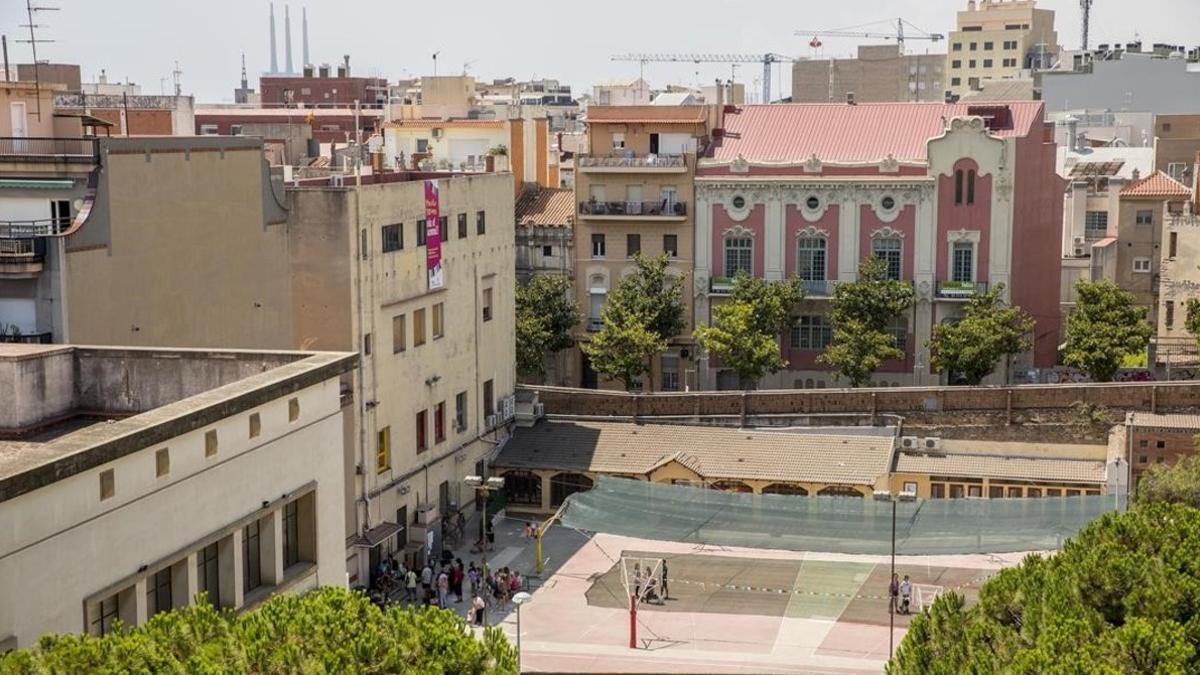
[0,179,76,190]
[53,112,116,128]
[351,521,403,548]
[1092,237,1117,248]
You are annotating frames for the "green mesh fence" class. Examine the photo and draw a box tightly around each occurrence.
[560,476,1124,555]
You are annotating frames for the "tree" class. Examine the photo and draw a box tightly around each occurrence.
[889,503,1200,674]
[582,254,685,390]
[694,275,805,389]
[927,283,1034,385]
[1064,280,1152,382]
[1185,299,1200,349]
[821,257,915,387]
[0,587,517,673]
[515,275,580,378]
[1135,453,1200,508]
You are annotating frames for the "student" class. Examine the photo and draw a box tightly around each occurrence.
[899,575,912,615]
[471,592,486,626]
[661,560,669,600]
[524,521,535,540]
[405,567,418,604]
[437,568,450,608]
[889,573,900,614]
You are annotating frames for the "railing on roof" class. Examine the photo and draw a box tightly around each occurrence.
[0,136,100,160]
[0,238,44,258]
[577,153,686,169]
[0,218,71,240]
[0,331,53,345]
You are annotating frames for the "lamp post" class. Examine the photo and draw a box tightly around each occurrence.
[512,591,533,672]
[874,488,917,660]
[464,475,506,553]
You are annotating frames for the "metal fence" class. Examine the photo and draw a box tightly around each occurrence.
[0,137,98,158]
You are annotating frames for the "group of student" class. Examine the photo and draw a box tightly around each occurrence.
[889,572,913,615]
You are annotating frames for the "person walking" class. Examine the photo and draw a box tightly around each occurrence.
[452,558,465,603]
[405,567,418,605]
[889,573,900,614]
[437,567,450,608]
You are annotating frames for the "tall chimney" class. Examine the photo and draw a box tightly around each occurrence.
[269,3,278,73]
[284,5,294,74]
[1066,116,1079,151]
[302,7,310,68]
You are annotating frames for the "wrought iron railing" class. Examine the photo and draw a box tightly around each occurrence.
[578,200,687,217]
[936,280,990,298]
[0,238,43,257]
[0,218,70,239]
[577,153,686,169]
[0,136,99,158]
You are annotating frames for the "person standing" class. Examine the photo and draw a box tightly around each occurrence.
[899,575,912,615]
[661,560,669,600]
[421,562,434,605]
[452,558,465,603]
[405,566,418,605]
[471,591,486,626]
[437,567,450,608]
[889,573,900,614]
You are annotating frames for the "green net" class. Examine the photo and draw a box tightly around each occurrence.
[560,476,1124,555]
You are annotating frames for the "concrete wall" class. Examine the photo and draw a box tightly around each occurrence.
[792,48,946,103]
[0,346,74,430]
[1042,55,1200,115]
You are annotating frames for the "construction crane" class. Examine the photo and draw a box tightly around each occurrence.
[1080,0,1094,50]
[794,18,945,52]
[611,53,796,104]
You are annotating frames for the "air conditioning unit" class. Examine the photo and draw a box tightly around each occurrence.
[900,436,920,450]
[1073,245,1088,257]
[1073,236,1086,245]
[923,437,942,451]
[502,395,516,421]
[329,174,345,187]
[485,414,498,430]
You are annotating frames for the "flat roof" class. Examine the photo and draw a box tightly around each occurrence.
[894,451,1106,484]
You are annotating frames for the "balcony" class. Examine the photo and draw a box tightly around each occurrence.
[586,318,604,332]
[578,200,687,220]
[800,280,840,297]
[0,331,53,344]
[0,137,100,164]
[936,280,989,299]
[709,277,735,295]
[0,218,71,239]
[577,153,687,173]
[0,238,46,277]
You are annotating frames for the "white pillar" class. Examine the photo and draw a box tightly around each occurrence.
[838,195,860,281]
[764,194,784,281]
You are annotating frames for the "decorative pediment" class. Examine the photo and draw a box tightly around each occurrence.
[949,228,976,242]
[803,153,822,173]
[879,153,900,174]
[795,225,830,239]
[730,153,750,174]
[870,225,905,239]
[722,224,755,238]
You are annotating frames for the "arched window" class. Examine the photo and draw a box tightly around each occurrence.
[501,470,542,507]
[549,473,593,507]
[954,169,964,205]
[796,237,826,281]
[762,483,809,496]
[724,237,753,277]
[967,169,977,204]
[710,480,752,493]
[818,485,864,497]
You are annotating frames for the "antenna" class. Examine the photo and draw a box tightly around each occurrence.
[17,0,59,121]
[431,51,441,77]
[172,60,182,96]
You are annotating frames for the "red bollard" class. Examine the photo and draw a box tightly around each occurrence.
[629,594,637,649]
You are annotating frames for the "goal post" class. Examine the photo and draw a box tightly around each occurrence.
[619,555,665,649]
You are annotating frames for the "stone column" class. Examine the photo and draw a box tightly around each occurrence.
[261,510,285,585]
[838,193,860,281]
[173,554,197,609]
[764,192,784,281]
[122,580,146,627]
[219,529,243,609]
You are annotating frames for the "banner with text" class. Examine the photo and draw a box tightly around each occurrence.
[425,180,444,289]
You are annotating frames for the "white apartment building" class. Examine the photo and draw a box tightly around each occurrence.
[0,345,356,649]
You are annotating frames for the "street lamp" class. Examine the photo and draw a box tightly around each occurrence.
[464,475,505,553]
[512,591,533,672]
[874,488,917,660]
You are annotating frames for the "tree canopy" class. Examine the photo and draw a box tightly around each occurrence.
[1064,280,1152,382]
[1185,299,1200,350]
[582,254,685,390]
[0,587,517,674]
[1135,453,1200,509]
[821,257,914,387]
[515,274,580,378]
[927,283,1034,385]
[890,503,1200,674]
[695,275,804,389]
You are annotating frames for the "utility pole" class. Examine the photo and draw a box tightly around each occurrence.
[18,0,60,121]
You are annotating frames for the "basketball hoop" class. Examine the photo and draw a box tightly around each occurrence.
[618,555,665,649]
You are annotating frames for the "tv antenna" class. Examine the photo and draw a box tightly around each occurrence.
[17,0,60,121]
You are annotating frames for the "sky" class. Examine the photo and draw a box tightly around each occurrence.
[1,0,1197,103]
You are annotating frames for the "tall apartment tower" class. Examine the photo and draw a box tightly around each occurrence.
[945,0,1058,98]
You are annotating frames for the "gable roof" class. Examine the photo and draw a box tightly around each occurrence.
[515,188,574,227]
[1120,170,1193,199]
[708,101,1044,164]
[493,420,895,486]
[586,105,707,125]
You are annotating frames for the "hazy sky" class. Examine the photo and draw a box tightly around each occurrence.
[1,0,1196,102]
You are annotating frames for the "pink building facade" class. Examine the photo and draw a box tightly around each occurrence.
[694,102,1063,390]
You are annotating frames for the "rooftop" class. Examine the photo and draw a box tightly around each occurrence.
[515,188,574,227]
[1120,170,1193,199]
[1127,412,1200,430]
[707,101,1045,164]
[0,344,356,502]
[1057,145,1154,181]
[894,451,1106,485]
[493,420,895,486]
[585,105,708,125]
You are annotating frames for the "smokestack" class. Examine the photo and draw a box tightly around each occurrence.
[302,7,310,68]
[269,3,278,73]
[284,5,294,74]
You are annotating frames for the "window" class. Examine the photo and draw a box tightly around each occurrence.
[1166,163,1187,181]
[197,543,219,605]
[432,302,444,339]
[955,170,964,204]
[983,59,993,68]
[457,213,468,238]
[881,196,896,211]
[1166,301,1175,328]
[455,391,467,431]
[873,237,903,280]
[1003,58,1017,67]
[146,567,172,618]
[969,42,977,51]
[591,233,606,258]
[952,60,962,69]
[612,132,625,149]
[283,500,300,568]
[952,242,974,282]
[91,594,119,636]
[724,237,753,276]
[392,314,406,353]
[732,195,746,209]
[806,195,821,210]
[476,210,486,235]
[1157,440,1167,449]
[983,41,993,50]
[434,401,446,443]
[155,448,170,478]
[288,397,300,422]
[1162,123,1173,133]
[482,288,493,322]
[989,485,1005,498]
[931,483,946,499]
[416,410,428,452]
[1133,257,1152,273]
[626,233,641,257]
[889,316,909,351]
[483,379,495,419]
[661,354,680,392]
[416,219,427,246]
[542,245,553,257]
[205,429,218,457]
[967,170,976,204]
[952,43,962,52]
[416,139,429,153]
[791,315,832,350]
[663,234,678,258]
[363,333,372,356]
[438,216,448,242]
[951,77,961,87]
[1084,211,1109,239]
[1004,40,1017,49]
[413,307,427,347]
[550,473,594,507]
[588,291,605,326]
[376,426,391,472]
[382,224,402,252]
[249,413,261,439]
[969,60,977,69]
[503,470,543,506]
[1170,231,1178,257]
[243,521,262,593]
[796,237,826,281]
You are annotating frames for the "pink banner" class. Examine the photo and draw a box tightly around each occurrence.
[425,180,443,289]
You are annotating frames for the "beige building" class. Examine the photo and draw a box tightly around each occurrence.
[1154,114,1200,188]
[574,105,714,391]
[792,46,947,103]
[0,344,355,649]
[946,0,1058,98]
[1151,175,1199,367]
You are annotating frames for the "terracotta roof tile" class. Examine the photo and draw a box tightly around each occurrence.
[1128,412,1200,431]
[894,452,1105,484]
[515,188,574,227]
[586,105,708,124]
[707,101,1045,164]
[494,420,894,486]
[1119,170,1193,199]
